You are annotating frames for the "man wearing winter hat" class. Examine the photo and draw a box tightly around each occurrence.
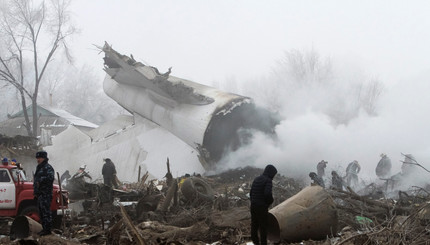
[250,164,278,245]
[33,151,55,236]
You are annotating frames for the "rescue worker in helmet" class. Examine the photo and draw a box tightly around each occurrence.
[72,164,92,180]
[69,164,92,194]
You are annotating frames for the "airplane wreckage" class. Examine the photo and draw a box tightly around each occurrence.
[46,43,279,181]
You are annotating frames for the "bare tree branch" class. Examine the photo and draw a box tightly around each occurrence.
[0,0,76,137]
[400,153,430,173]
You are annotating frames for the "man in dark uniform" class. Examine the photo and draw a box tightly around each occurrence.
[250,164,278,245]
[102,158,117,188]
[33,151,55,236]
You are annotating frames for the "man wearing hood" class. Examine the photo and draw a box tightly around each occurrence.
[250,164,278,245]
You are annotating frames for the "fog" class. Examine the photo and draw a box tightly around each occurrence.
[4,1,430,185]
[219,71,430,187]
[69,0,430,85]
[69,1,430,182]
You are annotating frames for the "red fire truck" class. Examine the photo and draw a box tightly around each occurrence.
[0,164,68,226]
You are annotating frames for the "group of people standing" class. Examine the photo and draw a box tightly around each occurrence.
[309,158,369,190]
[59,158,118,189]
[248,155,412,244]
[309,153,418,191]
[28,151,418,243]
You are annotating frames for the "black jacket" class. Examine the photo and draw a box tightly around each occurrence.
[102,161,116,177]
[33,160,55,196]
[250,165,277,208]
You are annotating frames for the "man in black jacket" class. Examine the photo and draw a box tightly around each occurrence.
[33,151,55,236]
[250,164,278,245]
[102,158,117,188]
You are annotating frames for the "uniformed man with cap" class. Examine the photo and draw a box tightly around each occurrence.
[33,151,55,236]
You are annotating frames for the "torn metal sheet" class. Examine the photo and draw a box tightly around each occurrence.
[45,44,278,182]
[267,186,338,242]
[102,42,278,168]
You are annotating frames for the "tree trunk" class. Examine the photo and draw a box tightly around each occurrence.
[20,91,33,137]
[31,98,38,138]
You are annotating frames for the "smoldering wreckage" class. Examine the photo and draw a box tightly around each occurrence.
[1,43,430,245]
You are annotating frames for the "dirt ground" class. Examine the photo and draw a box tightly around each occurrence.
[1,164,430,244]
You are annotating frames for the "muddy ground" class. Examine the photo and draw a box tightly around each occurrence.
[1,163,430,244]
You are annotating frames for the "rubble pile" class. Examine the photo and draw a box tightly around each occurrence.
[329,184,430,244]
[2,166,430,244]
[0,134,38,158]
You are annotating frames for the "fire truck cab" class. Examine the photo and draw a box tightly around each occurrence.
[0,164,68,227]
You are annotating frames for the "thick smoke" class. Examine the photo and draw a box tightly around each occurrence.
[217,54,430,191]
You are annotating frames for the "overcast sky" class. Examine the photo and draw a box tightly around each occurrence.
[70,0,430,86]
[68,1,430,181]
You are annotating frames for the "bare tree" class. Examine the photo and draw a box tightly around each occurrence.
[275,48,332,87]
[222,75,240,94]
[37,64,126,125]
[360,77,384,116]
[0,0,75,137]
[254,48,385,125]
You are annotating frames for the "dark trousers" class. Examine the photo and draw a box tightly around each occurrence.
[104,176,113,187]
[251,205,269,245]
[37,194,53,232]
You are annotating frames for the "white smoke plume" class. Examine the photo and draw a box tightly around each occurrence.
[218,54,430,192]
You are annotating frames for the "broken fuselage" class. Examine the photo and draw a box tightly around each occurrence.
[102,43,278,169]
